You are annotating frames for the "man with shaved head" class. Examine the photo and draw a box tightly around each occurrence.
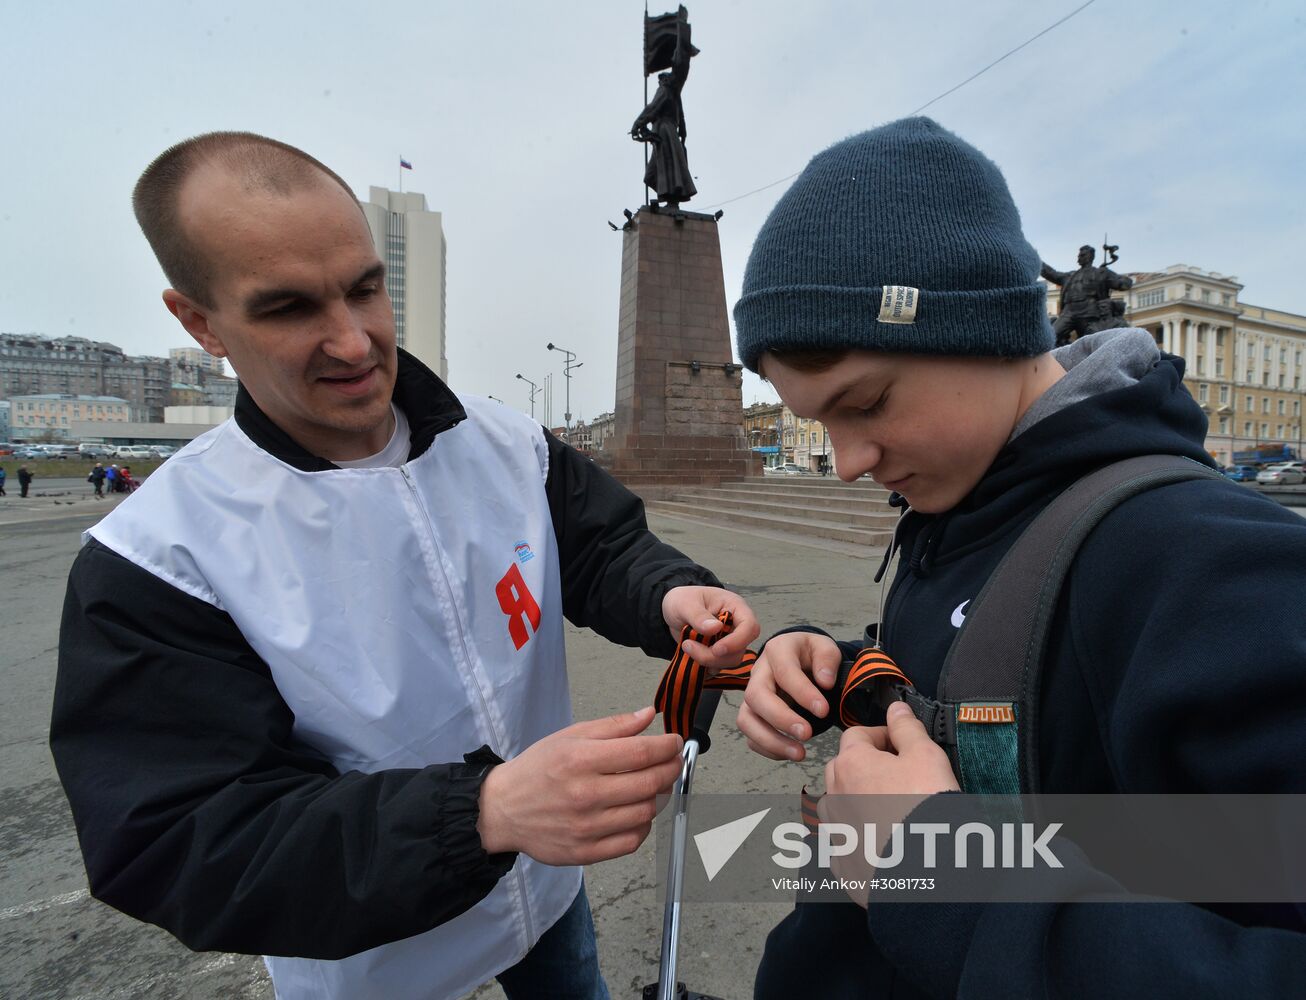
[51,132,759,1000]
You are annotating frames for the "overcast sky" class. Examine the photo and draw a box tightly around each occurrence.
[3,0,1304,422]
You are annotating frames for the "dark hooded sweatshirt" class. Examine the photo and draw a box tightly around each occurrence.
[757,330,1306,999]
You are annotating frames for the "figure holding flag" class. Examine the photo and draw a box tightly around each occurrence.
[631,5,698,208]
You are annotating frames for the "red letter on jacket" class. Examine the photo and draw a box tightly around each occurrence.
[496,563,542,650]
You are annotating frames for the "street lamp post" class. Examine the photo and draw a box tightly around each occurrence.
[546,342,582,441]
[515,374,540,419]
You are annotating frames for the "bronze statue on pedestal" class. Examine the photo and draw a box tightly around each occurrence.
[631,5,699,208]
[1041,243,1134,346]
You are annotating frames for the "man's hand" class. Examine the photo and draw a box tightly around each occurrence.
[821,703,961,906]
[661,586,760,673]
[477,706,683,866]
[736,631,842,761]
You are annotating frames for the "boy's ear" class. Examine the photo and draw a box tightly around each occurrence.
[162,289,228,359]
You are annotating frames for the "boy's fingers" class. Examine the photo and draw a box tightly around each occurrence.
[737,700,806,761]
[884,701,931,753]
[839,724,891,753]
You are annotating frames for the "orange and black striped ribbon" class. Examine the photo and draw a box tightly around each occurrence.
[655,611,755,738]
[800,786,821,834]
[655,613,914,740]
[837,647,911,729]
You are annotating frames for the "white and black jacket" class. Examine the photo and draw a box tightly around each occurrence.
[50,350,721,1000]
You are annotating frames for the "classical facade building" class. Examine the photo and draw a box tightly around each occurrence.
[743,401,832,472]
[10,394,130,440]
[0,334,170,421]
[1042,264,1306,465]
[589,411,616,452]
[361,188,448,381]
[743,402,782,466]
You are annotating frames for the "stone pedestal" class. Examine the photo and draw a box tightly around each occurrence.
[598,206,761,496]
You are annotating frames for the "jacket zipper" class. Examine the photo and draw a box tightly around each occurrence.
[398,465,537,947]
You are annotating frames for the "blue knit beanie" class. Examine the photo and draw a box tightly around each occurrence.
[734,117,1053,372]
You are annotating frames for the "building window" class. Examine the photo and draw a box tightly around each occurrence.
[1219,385,1229,405]
[1215,358,1225,376]
[1279,399,1287,416]
[1246,395,1254,412]
[1262,423,1270,437]
[1201,289,1212,303]
[1221,293,1232,306]
[1263,398,1271,414]
[1296,401,1302,418]
[1198,384,1209,403]
[1219,416,1229,434]
[1137,288,1165,307]
[1244,422,1253,436]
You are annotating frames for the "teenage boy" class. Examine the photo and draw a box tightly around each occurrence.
[732,117,1306,998]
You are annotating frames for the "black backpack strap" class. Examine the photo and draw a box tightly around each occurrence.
[935,454,1227,793]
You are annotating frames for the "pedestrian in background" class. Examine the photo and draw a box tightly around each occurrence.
[89,463,106,497]
[0,465,7,496]
[105,465,118,494]
[17,465,33,498]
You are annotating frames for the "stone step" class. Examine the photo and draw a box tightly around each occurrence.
[669,489,898,525]
[726,476,890,494]
[680,482,893,506]
[647,500,895,547]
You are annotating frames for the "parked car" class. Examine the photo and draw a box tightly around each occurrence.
[34,444,78,459]
[148,445,177,459]
[14,446,45,459]
[78,442,114,459]
[1256,463,1305,485]
[113,445,156,460]
[771,463,810,475]
[1224,465,1261,482]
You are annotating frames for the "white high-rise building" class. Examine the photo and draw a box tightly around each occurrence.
[169,346,227,378]
[361,187,448,382]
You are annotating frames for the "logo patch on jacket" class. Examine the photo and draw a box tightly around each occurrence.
[496,563,542,650]
[514,541,535,564]
[950,599,970,629]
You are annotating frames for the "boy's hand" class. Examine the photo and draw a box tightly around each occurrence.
[825,703,960,798]
[820,705,960,907]
[661,586,760,672]
[477,706,684,865]
[737,631,842,761]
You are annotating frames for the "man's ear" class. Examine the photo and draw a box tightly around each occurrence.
[162,289,228,358]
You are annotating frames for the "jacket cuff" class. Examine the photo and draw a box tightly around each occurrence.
[642,568,727,659]
[437,746,518,882]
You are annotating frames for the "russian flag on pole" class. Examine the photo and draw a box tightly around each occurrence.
[400,158,413,170]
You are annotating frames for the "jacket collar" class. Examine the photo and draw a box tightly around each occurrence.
[233,348,466,471]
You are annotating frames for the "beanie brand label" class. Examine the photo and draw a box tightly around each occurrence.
[878,285,919,324]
